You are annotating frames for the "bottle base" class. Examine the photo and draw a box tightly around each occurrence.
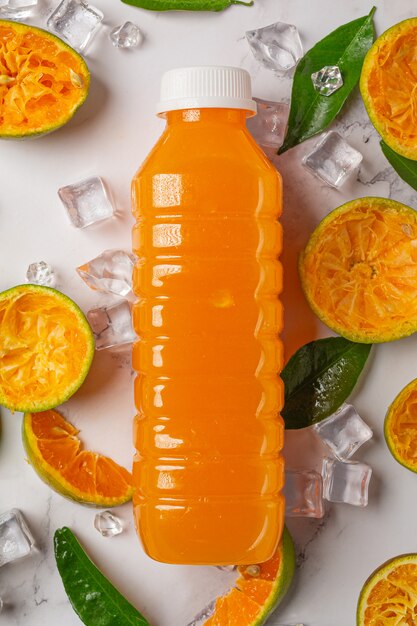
[134,495,284,566]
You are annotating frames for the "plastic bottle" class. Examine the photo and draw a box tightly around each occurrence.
[132,66,284,565]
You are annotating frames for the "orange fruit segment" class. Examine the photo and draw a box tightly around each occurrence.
[204,527,295,626]
[385,378,417,472]
[360,18,417,160]
[357,554,417,625]
[0,285,94,412]
[0,20,89,138]
[23,409,133,506]
[299,197,417,343]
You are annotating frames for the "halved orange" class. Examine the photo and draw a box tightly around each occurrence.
[0,20,89,138]
[204,527,295,626]
[0,285,94,412]
[299,197,417,343]
[385,378,417,472]
[357,553,417,625]
[360,18,417,160]
[23,410,133,506]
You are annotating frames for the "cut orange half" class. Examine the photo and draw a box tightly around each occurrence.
[357,553,417,625]
[204,527,295,626]
[385,378,417,473]
[0,285,94,412]
[0,20,89,138]
[299,197,417,343]
[23,410,133,506]
[360,18,417,160]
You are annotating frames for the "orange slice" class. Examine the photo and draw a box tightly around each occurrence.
[0,20,89,138]
[0,285,94,412]
[23,410,133,506]
[299,197,417,343]
[357,554,417,625]
[360,18,417,160]
[385,378,417,472]
[204,527,295,626]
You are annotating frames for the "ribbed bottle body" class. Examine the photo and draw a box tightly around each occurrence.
[132,109,284,565]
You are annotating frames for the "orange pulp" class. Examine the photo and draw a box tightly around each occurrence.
[132,108,284,565]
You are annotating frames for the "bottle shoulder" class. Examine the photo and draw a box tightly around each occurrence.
[133,124,281,181]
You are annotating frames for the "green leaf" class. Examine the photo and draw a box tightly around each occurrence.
[380,140,417,191]
[279,7,376,154]
[282,337,372,429]
[121,0,253,11]
[54,527,150,626]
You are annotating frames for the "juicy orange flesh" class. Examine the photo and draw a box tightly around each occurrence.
[0,22,88,135]
[204,548,282,624]
[0,290,91,408]
[363,563,417,625]
[302,203,417,337]
[365,24,417,149]
[388,389,417,468]
[28,410,133,500]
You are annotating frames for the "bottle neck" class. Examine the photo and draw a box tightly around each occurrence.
[165,108,248,127]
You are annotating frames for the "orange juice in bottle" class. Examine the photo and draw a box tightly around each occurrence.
[132,66,284,565]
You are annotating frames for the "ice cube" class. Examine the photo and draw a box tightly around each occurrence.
[94,511,123,537]
[47,0,103,53]
[322,457,371,506]
[284,469,324,518]
[110,22,142,48]
[0,0,37,18]
[314,404,373,460]
[58,176,114,229]
[302,131,363,188]
[26,261,57,288]
[87,300,135,350]
[311,65,343,96]
[187,600,216,626]
[247,98,289,152]
[246,22,303,75]
[0,509,36,567]
[77,250,135,298]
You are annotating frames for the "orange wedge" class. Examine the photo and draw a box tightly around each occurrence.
[204,527,295,626]
[23,409,133,507]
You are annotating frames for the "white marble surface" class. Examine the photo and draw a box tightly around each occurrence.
[1,0,417,624]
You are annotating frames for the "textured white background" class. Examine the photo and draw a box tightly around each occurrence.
[1,1,417,624]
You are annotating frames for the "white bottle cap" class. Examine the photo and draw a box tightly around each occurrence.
[156,66,257,116]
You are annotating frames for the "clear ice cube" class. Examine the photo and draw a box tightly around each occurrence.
[47,0,103,53]
[94,511,123,537]
[87,300,136,350]
[77,250,135,298]
[0,509,36,567]
[26,261,57,288]
[187,600,216,626]
[246,22,303,75]
[284,469,324,518]
[314,404,373,460]
[110,22,142,48]
[302,131,363,188]
[322,457,372,507]
[0,0,37,18]
[247,98,289,152]
[311,65,343,96]
[58,176,114,229]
